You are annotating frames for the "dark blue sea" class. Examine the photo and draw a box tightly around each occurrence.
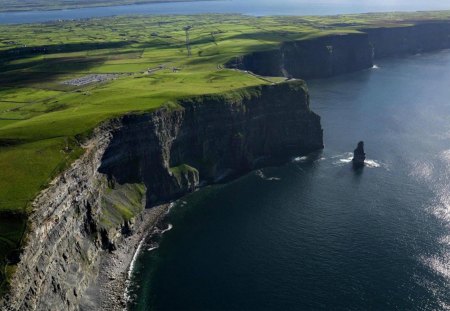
[127,50,450,310]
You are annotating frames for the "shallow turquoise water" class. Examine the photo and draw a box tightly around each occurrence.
[2,0,450,24]
[128,50,450,310]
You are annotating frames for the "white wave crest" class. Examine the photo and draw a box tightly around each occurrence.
[160,224,173,234]
[128,239,145,279]
[331,152,383,169]
[147,245,159,252]
[364,159,381,168]
[256,170,281,181]
[293,156,309,162]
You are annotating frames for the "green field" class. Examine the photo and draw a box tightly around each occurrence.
[0,0,208,12]
[1,11,450,293]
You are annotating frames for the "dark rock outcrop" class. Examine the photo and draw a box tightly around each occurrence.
[352,141,366,169]
[1,80,323,311]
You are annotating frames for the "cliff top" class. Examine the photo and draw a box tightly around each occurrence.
[178,79,307,106]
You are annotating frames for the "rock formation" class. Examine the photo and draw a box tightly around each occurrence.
[352,141,366,169]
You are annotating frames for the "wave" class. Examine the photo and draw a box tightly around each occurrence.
[334,152,353,164]
[293,156,309,162]
[167,202,175,214]
[256,169,281,181]
[160,224,173,234]
[128,239,145,279]
[292,155,326,164]
[147,244,159,252]
[331,152,384,169]
[124,237,147,307]
[124,221,170,302]
[372,64,380,69]
[364,159,381,168]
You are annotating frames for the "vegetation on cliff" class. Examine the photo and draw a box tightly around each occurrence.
[1,11,450,294]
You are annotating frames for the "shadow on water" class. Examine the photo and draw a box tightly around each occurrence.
[352,165,365,181]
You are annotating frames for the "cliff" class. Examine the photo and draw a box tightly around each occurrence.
[0,80,323,310]
[227,21,450,79]
[99,81,323,204]
[228,33,374,79]
[364,22,450,59]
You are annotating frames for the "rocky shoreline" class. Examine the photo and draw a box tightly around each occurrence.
[81,204,170,311]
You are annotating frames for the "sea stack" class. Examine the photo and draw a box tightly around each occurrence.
[352,141,366,169]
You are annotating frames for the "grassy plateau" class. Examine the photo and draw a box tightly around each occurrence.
[1,10,450,294]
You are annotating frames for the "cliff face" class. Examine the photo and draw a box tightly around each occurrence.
[228,33,373,79]
[1,81,323,310]
[364,22,450,59]
[228,22,450,79]
[1,124,113,311]
[99,81,323,205]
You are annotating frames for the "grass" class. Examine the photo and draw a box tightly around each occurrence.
[100,183,147,229]
[0,138,83,211]
[1,11,450,294]
[170,164,199,182]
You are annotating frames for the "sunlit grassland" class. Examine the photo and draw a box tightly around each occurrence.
[0,11,450,292]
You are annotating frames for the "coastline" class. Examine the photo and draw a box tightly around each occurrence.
[0,0,213,13]
[80,204,170,311]
[3,12,450,310]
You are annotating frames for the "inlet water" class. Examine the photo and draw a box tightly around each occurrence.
[127,50,450,310]
[2,0,450,24]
